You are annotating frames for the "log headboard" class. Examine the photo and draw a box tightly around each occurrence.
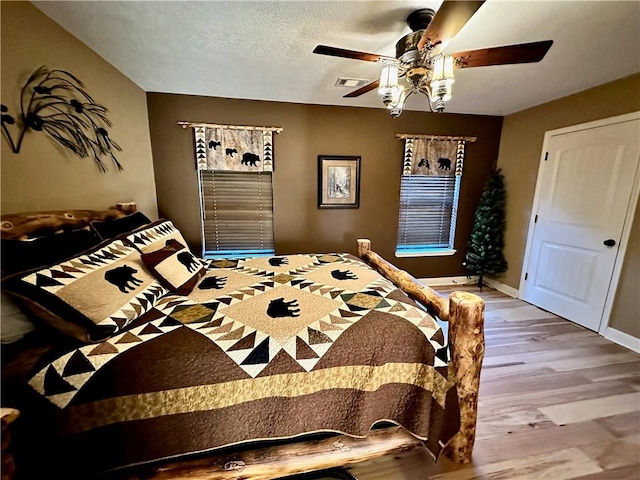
[0,205,134,240]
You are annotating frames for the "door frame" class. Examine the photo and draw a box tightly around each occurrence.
[519,111,640,335]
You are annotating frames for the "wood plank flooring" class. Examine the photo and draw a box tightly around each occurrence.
[347,286,640,480]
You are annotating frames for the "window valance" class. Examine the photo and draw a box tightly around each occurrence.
[395,134,476,256]
[179,121,282,172]
[397,134,476,176]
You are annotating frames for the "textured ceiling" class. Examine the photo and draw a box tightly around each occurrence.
[33,0,640,116]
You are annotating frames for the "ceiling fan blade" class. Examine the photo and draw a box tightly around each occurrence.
[417,1,485,51]
[452,40,553,68]
[344,80,380,98]
[313,45,395,63]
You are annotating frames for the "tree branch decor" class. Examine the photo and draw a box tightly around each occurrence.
[1,66,122,172]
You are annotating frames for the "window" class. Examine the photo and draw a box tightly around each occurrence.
[396,174,460,256]
[199,170,274,258]
[395,137,469,257]
[188,122,281,259]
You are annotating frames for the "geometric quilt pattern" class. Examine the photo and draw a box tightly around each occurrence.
[153,254,446,377]
[124,219,190,254]
[29,253,447,407]
[28,311,183,408]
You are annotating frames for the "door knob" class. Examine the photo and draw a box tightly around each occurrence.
[603,239,616,247]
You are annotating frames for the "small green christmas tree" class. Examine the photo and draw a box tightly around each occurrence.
[465,168,508,289]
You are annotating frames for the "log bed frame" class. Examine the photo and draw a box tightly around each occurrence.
[1,211,485,480]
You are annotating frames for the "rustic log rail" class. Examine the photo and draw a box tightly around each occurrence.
[128,427,423,480]
[357,239,450,320]
[357,238,485,464]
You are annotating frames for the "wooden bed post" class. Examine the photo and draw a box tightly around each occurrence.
[443,291,485,463]
[356,239,485,464]
[1,408,19,480]
[357,238,371,258]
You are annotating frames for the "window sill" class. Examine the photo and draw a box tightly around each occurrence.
[203,250,275,260]
[395,249,457,258]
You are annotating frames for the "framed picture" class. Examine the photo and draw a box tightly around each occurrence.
[318,155,361,208]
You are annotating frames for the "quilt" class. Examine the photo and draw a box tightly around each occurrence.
[14,253,460,477]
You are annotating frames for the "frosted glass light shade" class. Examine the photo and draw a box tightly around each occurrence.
[378,65,399,95]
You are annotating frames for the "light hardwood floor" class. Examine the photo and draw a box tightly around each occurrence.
[347,286,640,480]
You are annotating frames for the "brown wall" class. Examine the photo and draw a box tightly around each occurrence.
[496,73,640,337]
[609,197,640,338]
[0,2,158,217]
[147,94,502,278]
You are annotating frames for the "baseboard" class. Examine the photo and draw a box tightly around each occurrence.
[416,276,521,300]
[484,278,520,299]
[604,327,640,353]
[417,276,478,287]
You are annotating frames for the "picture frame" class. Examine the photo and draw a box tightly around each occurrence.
[318,155,361,208]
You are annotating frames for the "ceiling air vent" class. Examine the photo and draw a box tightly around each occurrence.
[334,77,370,88]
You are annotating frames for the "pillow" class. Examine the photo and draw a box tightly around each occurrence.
[2,238,167,343]
[0,292,35,343]
[141,239,205,295]
[9,298,101,343]
[1,228,102,277]
[90,211,151,240]
[123,219,191,254]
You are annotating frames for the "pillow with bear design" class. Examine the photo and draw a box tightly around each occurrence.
[2,238,167,342]
[141,239,205,295]
[123,219,190,254]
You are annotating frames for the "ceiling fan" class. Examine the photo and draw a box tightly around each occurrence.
[313,1,553,117]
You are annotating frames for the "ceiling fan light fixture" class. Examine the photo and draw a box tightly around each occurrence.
[430,55,455,107]
[432,56,455,84]
[444,56,455,80]
[386,87,404,109]
[388,88,409,118]
[378,64,400,105]
[313,3,553,118]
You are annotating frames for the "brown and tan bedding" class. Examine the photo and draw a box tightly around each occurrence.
[2,219,461,478]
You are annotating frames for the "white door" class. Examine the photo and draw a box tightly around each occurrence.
[522,117,640,331]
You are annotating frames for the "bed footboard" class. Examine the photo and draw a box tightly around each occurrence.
[357,239,485,463]
[126,427,423,480]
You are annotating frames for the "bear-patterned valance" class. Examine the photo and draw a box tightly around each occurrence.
[179,121,283,172]
[396,134,477,176]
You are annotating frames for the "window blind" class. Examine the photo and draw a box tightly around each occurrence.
[396,175,461,254]
[199,170,275,258]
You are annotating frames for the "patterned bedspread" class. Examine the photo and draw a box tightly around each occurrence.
[18,253,460,476]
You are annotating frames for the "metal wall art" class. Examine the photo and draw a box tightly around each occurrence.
[1,66,122,172]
